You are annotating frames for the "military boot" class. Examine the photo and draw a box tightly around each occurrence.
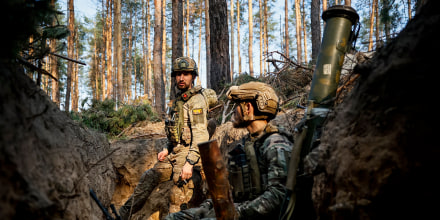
[119,169,160,220]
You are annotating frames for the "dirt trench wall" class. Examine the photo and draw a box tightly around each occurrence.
[0,63,116,219]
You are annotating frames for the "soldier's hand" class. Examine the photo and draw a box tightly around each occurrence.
[158,149,169,161]
[180,162,193,180]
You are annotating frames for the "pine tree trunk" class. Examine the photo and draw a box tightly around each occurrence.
[209,0,231,92]
[368,0,376,51]
[105,0,113,100]
[236,0,241,75]
[230,0,235,78]
[50,1,60,107]
[259,0,263,76]
[248,0,254,76]
[205,0,211,88]
[285,0,289,58]
[65,0,75,112]
[154,0,165,115]
[171,0,183,100]
[295,0,302,64]
[310,0,320,65]
[115,0,122,104]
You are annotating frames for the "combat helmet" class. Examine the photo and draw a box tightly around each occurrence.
[227,81,279,120]
[171,57,198,77]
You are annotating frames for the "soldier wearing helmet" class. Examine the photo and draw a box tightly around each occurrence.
[166,81,293,220]
[119,57,217,219]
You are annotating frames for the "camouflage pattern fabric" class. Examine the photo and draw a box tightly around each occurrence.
[119,87,210,219]
[166,123,293,220]
[234,124,292,219]
[167,88,210,212]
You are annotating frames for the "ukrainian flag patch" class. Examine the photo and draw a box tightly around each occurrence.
[192,108,203,115]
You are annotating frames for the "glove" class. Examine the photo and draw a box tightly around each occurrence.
[194,199,214,220]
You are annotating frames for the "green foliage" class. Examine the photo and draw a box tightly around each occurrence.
[71,99,160,137]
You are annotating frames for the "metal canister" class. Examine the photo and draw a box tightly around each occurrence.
[308,5,359,108]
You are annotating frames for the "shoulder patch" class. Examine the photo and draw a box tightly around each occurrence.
[192,108,203,115]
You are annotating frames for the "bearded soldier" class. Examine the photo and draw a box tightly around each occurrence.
[166,81,293,220]
[119,57,216,220]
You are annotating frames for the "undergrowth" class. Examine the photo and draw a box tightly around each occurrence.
[70,99,160,138]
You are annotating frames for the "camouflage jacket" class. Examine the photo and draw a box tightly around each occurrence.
[165,86,210,165]
[235,123,293,219]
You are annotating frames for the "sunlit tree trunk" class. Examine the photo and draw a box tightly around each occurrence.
[236,0,241,75]
[105,0,113,100]
[65,0,75,112]
[147,0,153,100]
[368,0,377,51]
[295,0,302,64]
[248,0,254,76]
[127,0,135,101]
[142,0,147,97]
[154,0,165,115]
[284,0,289,58]
[115,0,122,104]
[259,0,263,76]
[302,0,308,64]
[162,0,167,96]
[101,1,107,100]
[50,0,59,107]
[407,0,412,20]
[230,0,235,78]
[204,0,211,88]
[264,0,268,73]
[197,0,203,86]
[72,28,79,112]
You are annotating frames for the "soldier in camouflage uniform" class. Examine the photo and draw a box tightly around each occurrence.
[119,57,212,220]
[166,81,293,220]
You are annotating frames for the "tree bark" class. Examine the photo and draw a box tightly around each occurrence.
[209,0,231,92]
[368,0,376,51]
[295,0,302,64]
[115,0,122,104]
[285,0,289,58]
[236,0,241,75]
[205,0,211,88]
[172,0,184,100]
[154,0,165,115]
[230,0,235,78]
[248,0,254,76]
[105,0,113,100]
[65,0,75,112]
[50,0,59,107]
[310,0,321,65]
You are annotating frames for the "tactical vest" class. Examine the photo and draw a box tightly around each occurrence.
[228,124,292,202]
[165,86,218,144]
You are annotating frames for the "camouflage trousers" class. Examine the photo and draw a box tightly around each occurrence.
[119,144,204,220]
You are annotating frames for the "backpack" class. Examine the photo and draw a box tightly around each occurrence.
[201,88,218,109]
